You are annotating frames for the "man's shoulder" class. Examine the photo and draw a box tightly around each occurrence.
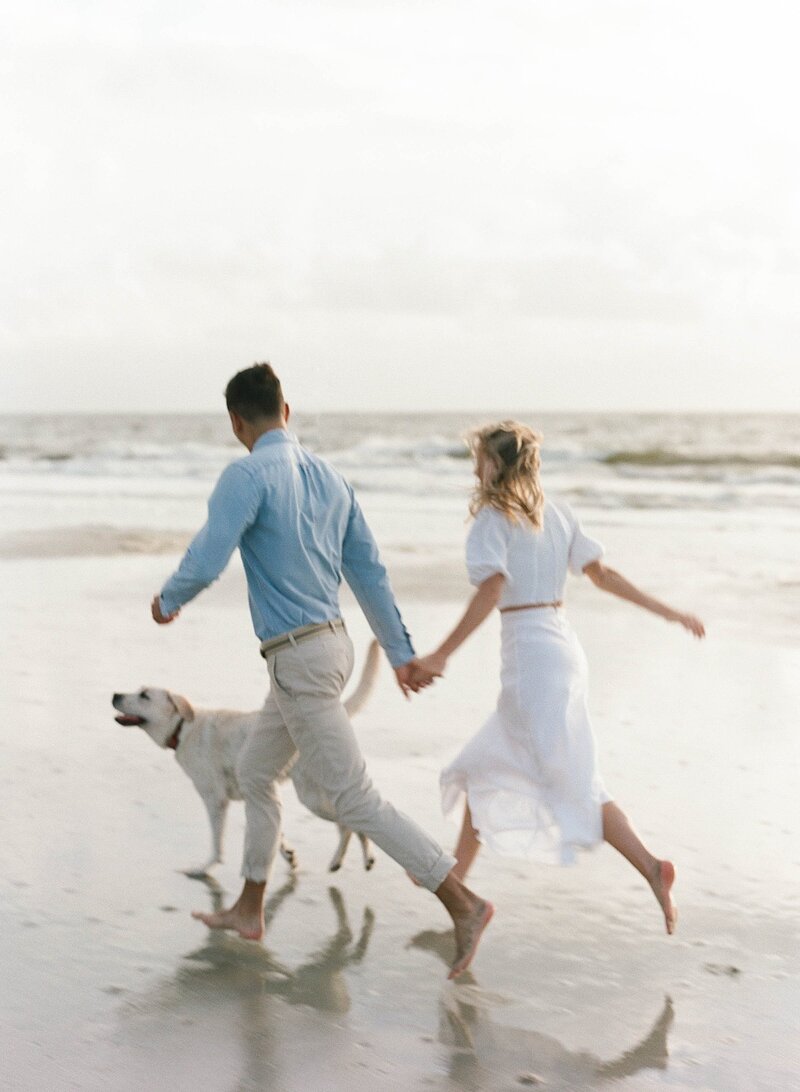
[216,455,256,483]
[297,443,351,483]
[247,441,351,492]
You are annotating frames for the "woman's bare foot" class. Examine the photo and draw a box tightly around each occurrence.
[648,860,677,935]
[191,905,264,941]
[448,898,494,979]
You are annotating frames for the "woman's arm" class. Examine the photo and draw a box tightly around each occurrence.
[582,560,705,638]
[414,572,506,678]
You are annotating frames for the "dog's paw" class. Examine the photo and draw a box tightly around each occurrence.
[328,861,342,872]
[280,845,298,870]
[365,857,376,871]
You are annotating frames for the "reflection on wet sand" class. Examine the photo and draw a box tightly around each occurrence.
[110,878,375,1090]
[411,929,674,1090]
[108,882,674,1091]
[183,878,375,1012]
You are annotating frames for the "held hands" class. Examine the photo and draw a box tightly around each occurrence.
[393,659,433,699]
[393,652,446,699]
[415,650,448,679]
[393,651,448,699]
[151,595,180,625]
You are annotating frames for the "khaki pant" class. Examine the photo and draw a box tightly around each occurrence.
[235,627,455,891]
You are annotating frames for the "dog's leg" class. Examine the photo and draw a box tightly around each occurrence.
[328,826,353,872]
[263,874,299,928]
[358,832,376,871]
[327,886,352,941]
[184,798,228,878]
[280,837,298,870]
[352,904,376,961]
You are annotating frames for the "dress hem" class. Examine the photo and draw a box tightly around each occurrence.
[441,776,605,868]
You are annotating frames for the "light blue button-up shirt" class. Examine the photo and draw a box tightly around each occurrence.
[159,429,415,668]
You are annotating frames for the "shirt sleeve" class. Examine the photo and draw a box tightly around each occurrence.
[341,487,415,669]
[564,504,604,575]
[159,462,261,615]
[465,507,511,586]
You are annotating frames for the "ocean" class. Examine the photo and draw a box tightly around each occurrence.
[1,411,798,640]
[2,411,799,511]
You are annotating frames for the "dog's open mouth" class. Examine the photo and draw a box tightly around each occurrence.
[114,714,146,726]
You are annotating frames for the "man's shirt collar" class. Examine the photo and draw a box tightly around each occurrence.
[252,429,297,452]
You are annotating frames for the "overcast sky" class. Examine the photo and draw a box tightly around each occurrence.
[2,0,799,413]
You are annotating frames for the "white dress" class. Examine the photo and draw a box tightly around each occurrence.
[440,499,610,865]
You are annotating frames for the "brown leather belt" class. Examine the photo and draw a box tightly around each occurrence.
[260,618,346,658]
[500,600,562,613]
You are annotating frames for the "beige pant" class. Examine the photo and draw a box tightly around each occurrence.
[235,627,455,891]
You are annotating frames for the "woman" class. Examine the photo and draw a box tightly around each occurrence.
[416,422,705,935]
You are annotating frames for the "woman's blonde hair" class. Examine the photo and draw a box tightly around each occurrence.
[468,420,545,528]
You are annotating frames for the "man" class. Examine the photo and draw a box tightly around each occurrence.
[151,363,493,979]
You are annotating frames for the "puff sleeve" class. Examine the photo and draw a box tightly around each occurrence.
[465,507,511,586]
[565,504,604,575]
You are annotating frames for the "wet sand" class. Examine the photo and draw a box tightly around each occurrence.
[2,550,799,1090]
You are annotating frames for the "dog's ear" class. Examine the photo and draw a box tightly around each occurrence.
[168,692,195,722]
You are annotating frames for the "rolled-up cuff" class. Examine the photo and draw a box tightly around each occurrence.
[410,849,457,893]
[241,855,278,885]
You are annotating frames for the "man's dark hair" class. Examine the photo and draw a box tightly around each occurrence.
[225,363,285,422]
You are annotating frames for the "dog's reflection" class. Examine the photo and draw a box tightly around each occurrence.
[411,929,674,1090]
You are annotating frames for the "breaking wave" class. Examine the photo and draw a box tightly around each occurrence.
[604,448,800,470]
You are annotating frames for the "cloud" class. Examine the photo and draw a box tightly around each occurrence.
[1,0,799,411]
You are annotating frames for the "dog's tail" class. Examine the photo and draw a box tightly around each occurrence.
[343,639,381,716]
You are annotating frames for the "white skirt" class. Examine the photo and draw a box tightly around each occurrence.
[440,609,610,866]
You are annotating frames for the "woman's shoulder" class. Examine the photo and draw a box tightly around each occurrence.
[542,496,579,536]
[467,505,515,547]
[472,500,569,532]
[544,494,574,519]
[471,503,507,524]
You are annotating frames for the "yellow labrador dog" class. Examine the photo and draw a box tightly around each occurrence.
[112,640,379,878]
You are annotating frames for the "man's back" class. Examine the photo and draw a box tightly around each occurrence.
[159,428,413,667]
[235,429,355,637]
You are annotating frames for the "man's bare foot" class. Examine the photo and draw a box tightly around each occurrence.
[648,860,677,935]
[448,898,494,979]
[191,906,264,941]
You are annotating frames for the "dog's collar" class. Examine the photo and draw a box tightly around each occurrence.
[166,718,185,751]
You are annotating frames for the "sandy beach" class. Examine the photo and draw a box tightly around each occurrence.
[5,0,800,1076]
[3,531,799,1091]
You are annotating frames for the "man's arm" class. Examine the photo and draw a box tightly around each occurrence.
[340,489,416,673]
[154,462,261,621]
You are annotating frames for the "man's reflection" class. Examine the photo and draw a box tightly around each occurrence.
[109,879,374,1091]
[411,928,674,1090]
[183,880,374,1014]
